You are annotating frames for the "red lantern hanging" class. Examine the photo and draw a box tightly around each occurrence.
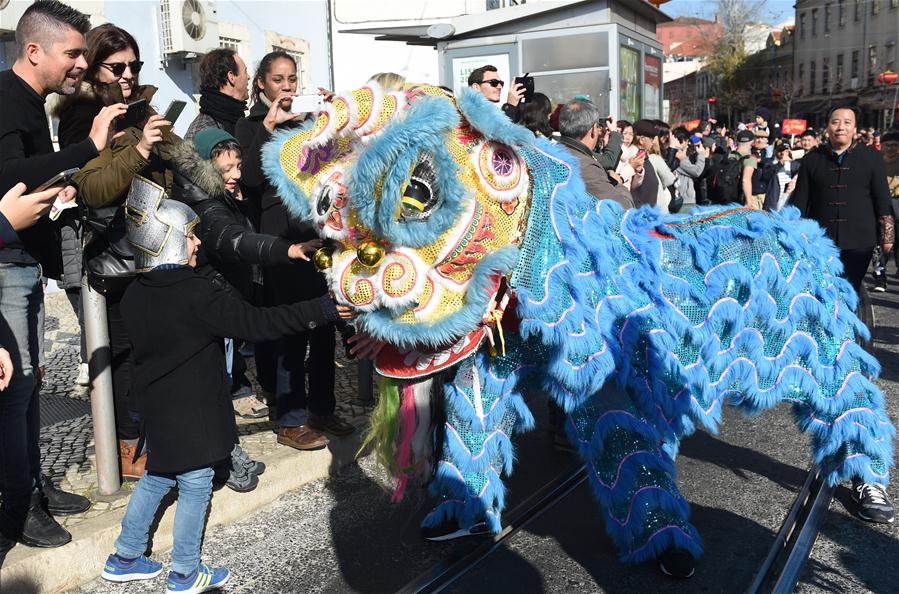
[708,97,717,104]
[876,71,899,85]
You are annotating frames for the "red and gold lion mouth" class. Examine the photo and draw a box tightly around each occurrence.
[374,328,489,379]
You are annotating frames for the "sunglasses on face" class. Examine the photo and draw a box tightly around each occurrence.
[99,60,143,77]
[480,79,504,88]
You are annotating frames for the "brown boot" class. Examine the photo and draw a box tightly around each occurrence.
[277,425,329,451]
[119,440,147,481]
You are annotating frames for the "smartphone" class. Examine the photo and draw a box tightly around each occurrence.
[162,100,187,125]
[32,168,79,193]
[636,149,647,159]
[513,72,534,103]
[292,94,324,114]
[115,98,148,132]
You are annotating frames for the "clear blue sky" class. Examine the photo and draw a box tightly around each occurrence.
[662,0,796,26]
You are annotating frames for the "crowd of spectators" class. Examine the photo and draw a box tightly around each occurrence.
[467,63,898,302]
[0,2,357,584]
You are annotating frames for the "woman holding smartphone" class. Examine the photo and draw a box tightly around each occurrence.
[235,52,355,452]
[56,23,178,482]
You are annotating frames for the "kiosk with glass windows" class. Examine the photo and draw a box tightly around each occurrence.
[364,0,670,120]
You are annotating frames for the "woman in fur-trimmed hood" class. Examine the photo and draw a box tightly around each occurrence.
[170,129,320,301]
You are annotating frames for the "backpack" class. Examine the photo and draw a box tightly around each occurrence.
[751,155,776,195]
[709,153,750,205]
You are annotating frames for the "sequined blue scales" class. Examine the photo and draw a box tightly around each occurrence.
[425,136,894,562]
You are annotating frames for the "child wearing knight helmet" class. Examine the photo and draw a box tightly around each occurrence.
[99,177,352,593]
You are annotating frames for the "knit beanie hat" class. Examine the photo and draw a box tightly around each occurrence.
[193,127,237,160]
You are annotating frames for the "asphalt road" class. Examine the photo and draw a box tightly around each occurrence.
[72,270,899,594]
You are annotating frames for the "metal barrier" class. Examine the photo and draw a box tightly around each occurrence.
[81,277,121,496]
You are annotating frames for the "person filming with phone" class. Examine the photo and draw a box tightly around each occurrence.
[57,23,180,484]
[55,23,169,392]
[0,0,120,551]
[234,51,355,452]
[467,65,527,123]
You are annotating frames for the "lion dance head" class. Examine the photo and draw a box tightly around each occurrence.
[264,83,537,379]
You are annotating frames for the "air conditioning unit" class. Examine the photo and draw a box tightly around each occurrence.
[0,0,31,34]
[158,0,219,56]
[850,77,859,89]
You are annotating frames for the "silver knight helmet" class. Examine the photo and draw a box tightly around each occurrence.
[125,176,199,272]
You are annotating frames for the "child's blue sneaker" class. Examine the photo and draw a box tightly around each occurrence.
[101,553,163,582]
[165,563,230,593]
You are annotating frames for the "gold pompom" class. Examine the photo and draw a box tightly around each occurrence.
[313,248,333,271]
[357,242,385,268]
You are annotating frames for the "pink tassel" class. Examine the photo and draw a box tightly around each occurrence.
[392,383,417,502]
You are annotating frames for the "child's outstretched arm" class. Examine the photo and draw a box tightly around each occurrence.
[194,283,352,343]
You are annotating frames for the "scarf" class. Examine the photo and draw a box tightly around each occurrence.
[198,87,246,134]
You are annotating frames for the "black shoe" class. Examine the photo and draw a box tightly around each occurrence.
[659,549,696,579]
[421,520,491,542]
[873,274,888,293]
[851,480,895,524]
[41,474,90,515]
[1,492,72,548]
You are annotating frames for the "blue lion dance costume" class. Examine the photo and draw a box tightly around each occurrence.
[263,83,894,563]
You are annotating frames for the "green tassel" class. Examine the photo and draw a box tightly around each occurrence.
[358,376,401,476]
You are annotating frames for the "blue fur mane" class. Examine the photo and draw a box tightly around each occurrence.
[511,142,894,486]
[456,88,536,149]
[350,96,468,248]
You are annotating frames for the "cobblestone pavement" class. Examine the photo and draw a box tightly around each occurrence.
[38,291,373,530]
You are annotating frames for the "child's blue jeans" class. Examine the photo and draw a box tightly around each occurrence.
[114,466,214,575]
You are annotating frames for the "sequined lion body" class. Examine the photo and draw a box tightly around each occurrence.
[264,84,894,562]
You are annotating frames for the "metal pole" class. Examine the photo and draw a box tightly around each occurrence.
[891,83,898,128]
[81,276,121,495]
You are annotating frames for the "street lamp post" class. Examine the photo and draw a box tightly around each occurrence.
[876,71,899,128]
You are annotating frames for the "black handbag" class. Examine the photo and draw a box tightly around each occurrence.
[82,204,135,294]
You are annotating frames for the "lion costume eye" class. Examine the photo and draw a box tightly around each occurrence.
[316,185,334,216]
[399,157,441,223]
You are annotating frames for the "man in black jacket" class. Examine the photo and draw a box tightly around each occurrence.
[184,48,249,140]
[0,0,127,550]
[790,106,894,524]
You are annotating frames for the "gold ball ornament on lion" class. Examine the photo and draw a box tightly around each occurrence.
[313,247,334,271]
[357,242,386,268]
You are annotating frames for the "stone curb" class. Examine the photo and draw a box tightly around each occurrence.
[0,433,361,594]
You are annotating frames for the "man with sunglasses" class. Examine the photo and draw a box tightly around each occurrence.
[467,64,526,122]
[0,0,127,551]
